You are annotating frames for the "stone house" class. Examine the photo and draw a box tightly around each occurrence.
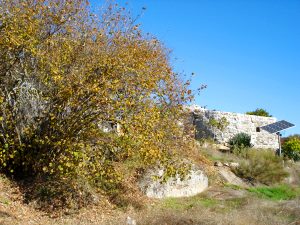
[188,105,279,149]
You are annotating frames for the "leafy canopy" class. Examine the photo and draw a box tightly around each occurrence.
[0,0,194,195]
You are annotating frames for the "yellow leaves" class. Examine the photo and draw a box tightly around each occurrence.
[53,75,63,82]
[0,0,194,196]
[49,113,55,121]
[58,165,63,171]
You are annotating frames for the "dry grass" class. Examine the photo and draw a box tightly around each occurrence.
[134,190,300,225]
[197,141,240,164]
[1,173,299,225]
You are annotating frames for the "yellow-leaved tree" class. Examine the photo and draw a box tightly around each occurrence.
[0,0,194,207]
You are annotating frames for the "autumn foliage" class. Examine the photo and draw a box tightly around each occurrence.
[0,0,194,202]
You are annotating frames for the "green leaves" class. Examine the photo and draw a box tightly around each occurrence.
[246,108,272,117]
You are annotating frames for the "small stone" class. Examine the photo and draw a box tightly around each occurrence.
[218,145,231,152]
[223,162,239,168]
[224,143,231,147]
[214,161,223,167]
[127,216,137,225]
[229,162,239,168]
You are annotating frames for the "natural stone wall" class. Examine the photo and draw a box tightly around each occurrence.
[188,105,279,149]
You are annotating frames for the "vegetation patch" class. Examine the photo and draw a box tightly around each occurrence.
[224,183,243,190]
[0,0,196,210]
[248,185,300,200]
[160,194,247,213]
[161,195,218,210]
[246,108,272,117]
[220,197,248,212]
[229,133,252,149]
[233,149,288,185]
[282,137,300,161]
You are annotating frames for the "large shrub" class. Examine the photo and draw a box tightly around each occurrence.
[282,138,300,161]
[234,149,288,185]
[0,0,193,203]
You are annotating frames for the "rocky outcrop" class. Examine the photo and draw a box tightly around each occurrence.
[214,161,247,187]
[217,167,247,187]
[139,166,208,198]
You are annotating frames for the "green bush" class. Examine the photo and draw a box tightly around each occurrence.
[229,133,252,149]
[234,149,288,185]
[246,108,272,117]
[282,138,300,161]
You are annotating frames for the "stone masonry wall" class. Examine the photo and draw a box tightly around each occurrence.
[189,106,279,149]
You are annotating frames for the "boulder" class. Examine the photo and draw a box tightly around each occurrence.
[139,166,208,198]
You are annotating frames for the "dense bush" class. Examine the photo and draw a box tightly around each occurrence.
[282,138,300,161]
[0,0,194,206]
[246,108,272,117]
[234,149,288,185]
[229,133,252,149]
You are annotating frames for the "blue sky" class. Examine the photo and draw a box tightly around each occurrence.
[92,0,300,136]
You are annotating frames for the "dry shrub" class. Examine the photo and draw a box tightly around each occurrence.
[18,176,101,212]
[233,149,288,185]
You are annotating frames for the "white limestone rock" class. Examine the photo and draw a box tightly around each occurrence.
[139,166,208,199]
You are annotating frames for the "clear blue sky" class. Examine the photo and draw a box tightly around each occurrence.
[92,0,300,136]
